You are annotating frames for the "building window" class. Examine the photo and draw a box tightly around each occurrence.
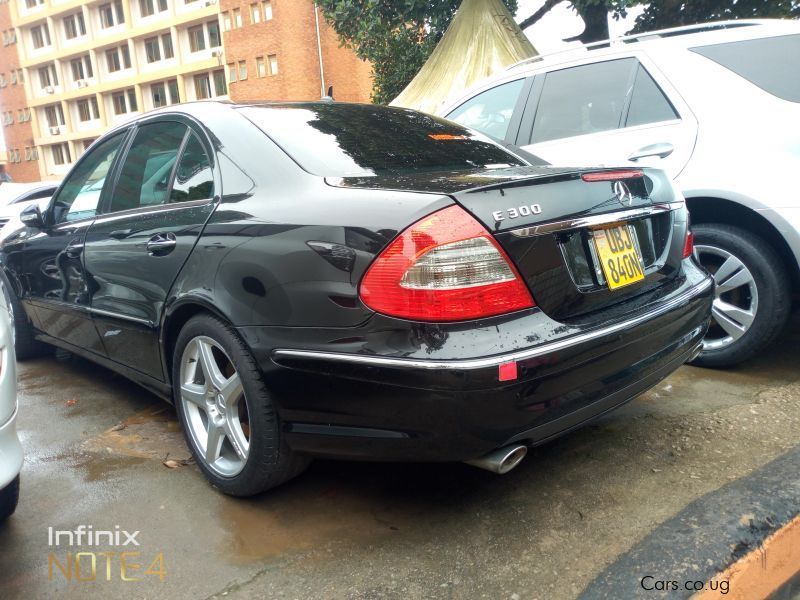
[77,97,100,122]
[10,70,16,84]
[38,64,58,88]
[144,36,161,63]
[24,0,44,9]
[52,143,71,166]
[139,0,166,17]
[222,12,231,32]
[188,25,205,52]
[213,69,227,96]
[31,24,51,49]
[208,21,220,47]
[151,82,167,107]
[82,139,96,151]
[256,56,266,77]
[106,45,131,72]
[45,104,66,128]
[168,79,179,104]
[112,89,137,115]
[71,55,93,81]
[162,33,174,59]
[238,60,247,81]
[63,13,86,40]
[262,0,272,20]
[227,62,236,83]
[194,74,210,100]
[233,8,242,29]
[99,1,124,29]
[250,3,260,24]
[268,54,278,75]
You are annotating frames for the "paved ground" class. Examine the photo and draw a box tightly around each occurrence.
[1,317,799,599]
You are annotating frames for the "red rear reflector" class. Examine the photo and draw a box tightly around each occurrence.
[683,230,694,259]
[428,134,468,141]
[359,205,535,322]
[581,170,644,182]
[498,361,518,382]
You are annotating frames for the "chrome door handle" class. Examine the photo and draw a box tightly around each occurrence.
[627,142,674,161]
[146,233,177,255]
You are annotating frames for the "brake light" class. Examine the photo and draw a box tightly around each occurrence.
[581,170,644,182]
[683,230,694,259]
[360,205,535,321]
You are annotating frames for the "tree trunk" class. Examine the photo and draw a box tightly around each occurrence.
[568,2,610,44]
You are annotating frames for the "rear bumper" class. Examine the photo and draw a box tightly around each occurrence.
[256,269,713,462]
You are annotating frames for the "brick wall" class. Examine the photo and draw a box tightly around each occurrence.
[0,1,40,182]
[220,0,372,104]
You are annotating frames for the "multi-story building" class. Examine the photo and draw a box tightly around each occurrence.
[220,0,371,103]
[0,0,372,182]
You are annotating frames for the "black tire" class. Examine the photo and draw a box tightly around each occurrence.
[0,271,46,360]
[0,475,20,521]
[172,313,309,496]
[691,223,791,368]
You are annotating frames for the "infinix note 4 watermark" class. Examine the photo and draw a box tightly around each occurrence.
[47,525,166,582]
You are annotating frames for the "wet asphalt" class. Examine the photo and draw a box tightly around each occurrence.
[0,318,798,600]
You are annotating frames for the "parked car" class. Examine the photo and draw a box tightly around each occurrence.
[0,102,712,496]
[0,289,21,520]
[440,19,800,367]
[0,182,59,246]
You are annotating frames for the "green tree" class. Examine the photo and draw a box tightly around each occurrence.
[316,0,518,104]
[318,0,799,103]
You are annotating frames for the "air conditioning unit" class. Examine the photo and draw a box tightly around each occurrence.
[76,79,88,88]
[45,85,54,94]
[49,126,60,135]
[211,49,222,57]
[204,0,217,6]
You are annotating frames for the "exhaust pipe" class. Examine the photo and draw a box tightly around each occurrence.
[465,444,527,474]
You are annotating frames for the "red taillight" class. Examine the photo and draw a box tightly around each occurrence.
[581,169,644,182]
[683,230,694,259]
[360,205,535,322]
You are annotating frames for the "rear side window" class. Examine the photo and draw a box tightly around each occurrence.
[239,104,526,177]
[446,78,526,141]
[691,34,800,103]
[626,65,678,127]
[530,58,635,144]
[170,134,214,202]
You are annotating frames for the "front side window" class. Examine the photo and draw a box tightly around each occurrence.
[52,132,126,223]
[446,78,525,141]
[529,58,635,144]
[110,121,187,212]
[171,133,213,202]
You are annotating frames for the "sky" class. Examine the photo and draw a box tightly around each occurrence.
[0,1,643,154]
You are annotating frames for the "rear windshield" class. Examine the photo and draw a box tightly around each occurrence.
[691,34,800,103]
[238,104,527,177]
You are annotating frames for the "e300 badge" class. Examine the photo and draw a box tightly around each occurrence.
[492,204,542,222]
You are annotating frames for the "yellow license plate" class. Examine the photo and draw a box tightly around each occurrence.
[593,225,646,290]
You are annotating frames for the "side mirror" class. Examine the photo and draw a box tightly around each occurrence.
[20,204,45,229]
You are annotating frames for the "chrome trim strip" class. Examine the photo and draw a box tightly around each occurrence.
[272,277,712,372]
[88,307,154,328]
[508,202,684,238]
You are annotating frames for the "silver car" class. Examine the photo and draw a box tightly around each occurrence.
[0,290,20,521]
[439,19,800,367]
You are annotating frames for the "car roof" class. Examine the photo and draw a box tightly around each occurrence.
[505,18,800,74]
[0,181,59,203]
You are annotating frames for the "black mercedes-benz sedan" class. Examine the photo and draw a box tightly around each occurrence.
[0,101,712,496]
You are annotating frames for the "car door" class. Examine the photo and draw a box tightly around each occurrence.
[82,117,218,380]
[14,131,129,353]
[516,56,698,179]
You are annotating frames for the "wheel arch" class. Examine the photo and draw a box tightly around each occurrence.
[685,195,800,297]
[160,297,233,394]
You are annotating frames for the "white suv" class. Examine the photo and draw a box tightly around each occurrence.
[440,19,800,367]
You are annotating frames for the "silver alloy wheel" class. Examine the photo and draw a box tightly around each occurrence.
[694,244,759,352]
[179,336,250,477]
